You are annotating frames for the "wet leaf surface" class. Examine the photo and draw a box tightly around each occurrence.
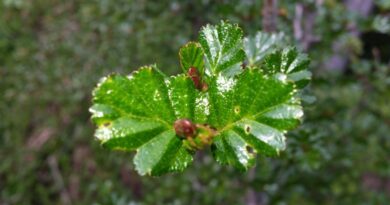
[90,22,310,175]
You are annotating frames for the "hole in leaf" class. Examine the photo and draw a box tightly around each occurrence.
[241,62,247,69]
[234,106,240,114]
[246,145,254,154]
[245,125,251,134]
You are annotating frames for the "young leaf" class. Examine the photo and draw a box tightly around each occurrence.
[179,42,205,75]
[244,31,285,66]
[262,47,311,88]
[90,21,311,175]
[199,21,246,77]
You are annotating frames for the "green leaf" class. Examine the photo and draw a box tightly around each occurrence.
[90,22,310,175]
[133,130,191,175]
[199,21,246,77]
[179,42,205,75]
[262,47,311,88]
[212,130,256,171]
[208,69,303,170]
[90,66,197,176]
[243,33,311,88]
[244,31,285,66]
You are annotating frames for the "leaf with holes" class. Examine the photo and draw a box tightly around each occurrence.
[207,69,303,170]
[89,21,310,176]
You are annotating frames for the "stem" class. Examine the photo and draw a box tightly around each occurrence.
[179,122,217,151]
[195,123,217,145]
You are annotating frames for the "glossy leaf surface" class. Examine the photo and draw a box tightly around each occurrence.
[90,66,196,175]
[209,69,303,170]
[90,22,310,175]
[244,31,285,66]
[262,47,311,88]
[199,21,246,77]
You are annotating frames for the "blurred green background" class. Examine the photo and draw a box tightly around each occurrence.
[1,0,390,204]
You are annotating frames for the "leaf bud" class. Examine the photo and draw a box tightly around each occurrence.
[174,119,197,138]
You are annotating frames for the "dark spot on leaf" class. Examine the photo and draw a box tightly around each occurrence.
[245,125,251,133]
[246,146,254,154]
[241,62,247,69]
[103,122,111,127]
[234,106,240,114]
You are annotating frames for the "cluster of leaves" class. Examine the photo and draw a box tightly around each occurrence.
[2,0,390,204]
[90,22,311,176]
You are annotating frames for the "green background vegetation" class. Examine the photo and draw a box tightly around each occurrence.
[1,0,390,204]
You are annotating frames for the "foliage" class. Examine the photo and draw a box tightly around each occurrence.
[90,22,310,176]
[1,0,390,204]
